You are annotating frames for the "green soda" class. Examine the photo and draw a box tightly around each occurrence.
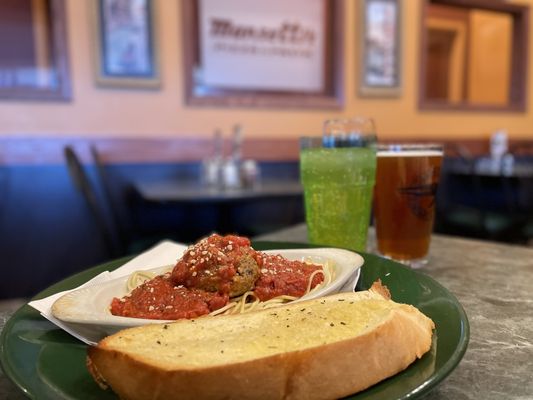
[300,146,376,251]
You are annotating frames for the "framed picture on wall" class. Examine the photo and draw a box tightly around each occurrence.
[182,0,344,109]
[359,0,402,97]
[93,0,159,88]
[0,0,71,100]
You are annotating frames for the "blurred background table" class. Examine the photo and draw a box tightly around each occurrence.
[2,224,533,399]
[130,179,304,241]
[133,180,303,203]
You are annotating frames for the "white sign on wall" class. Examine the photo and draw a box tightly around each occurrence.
[198,0,326,92]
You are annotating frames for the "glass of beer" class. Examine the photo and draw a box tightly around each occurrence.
[373,144,443,267]
[300,117,377,252]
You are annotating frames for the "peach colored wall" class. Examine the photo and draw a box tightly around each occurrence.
[0,0,532,140]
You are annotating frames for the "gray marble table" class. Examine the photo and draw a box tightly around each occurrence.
[255,224,533,400]
[2,225,532,399]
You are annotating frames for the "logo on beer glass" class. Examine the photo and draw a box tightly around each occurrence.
[398,169,439,221]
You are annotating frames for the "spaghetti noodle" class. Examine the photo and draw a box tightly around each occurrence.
[123,259,333,317]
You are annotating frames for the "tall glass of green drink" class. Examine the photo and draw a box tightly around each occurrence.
[300,118,377,252]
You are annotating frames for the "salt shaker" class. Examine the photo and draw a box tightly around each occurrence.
[240,159,259,187]
[222,159,240,189]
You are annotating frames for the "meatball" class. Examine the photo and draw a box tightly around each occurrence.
[171,234,261,297]
[230,253,261,297]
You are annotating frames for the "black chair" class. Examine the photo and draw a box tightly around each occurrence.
[90,144,133,254]
[64,145,122,258]
[90,144,184,253]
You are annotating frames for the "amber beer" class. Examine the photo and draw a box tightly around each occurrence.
[373,145,443,267]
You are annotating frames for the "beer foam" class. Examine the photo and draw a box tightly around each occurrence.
[378,150,443,157]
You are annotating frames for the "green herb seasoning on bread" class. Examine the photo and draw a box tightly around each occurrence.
[87,281,435,400]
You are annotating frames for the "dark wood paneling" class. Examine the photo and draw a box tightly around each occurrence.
[1,136,532,166]
[0,137,303,165]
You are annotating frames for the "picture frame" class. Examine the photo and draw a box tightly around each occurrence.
[93,0,159,89]
[182,0,344,109]
[0,0,71,101]
[359,0,402,97]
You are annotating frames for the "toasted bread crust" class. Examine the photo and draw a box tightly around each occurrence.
[87,287,434,400]
[369,279,391,300]
[85,354,108,390]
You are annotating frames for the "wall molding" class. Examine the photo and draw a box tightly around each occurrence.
[0,136,531,165]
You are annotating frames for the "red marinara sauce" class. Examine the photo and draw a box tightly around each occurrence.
[110,274,229,320]
[253,254,324,301]
[110,234,326,320]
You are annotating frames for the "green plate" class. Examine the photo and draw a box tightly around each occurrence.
[1,242,469,400]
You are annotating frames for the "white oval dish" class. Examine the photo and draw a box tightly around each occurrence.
[52,247,363,336]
